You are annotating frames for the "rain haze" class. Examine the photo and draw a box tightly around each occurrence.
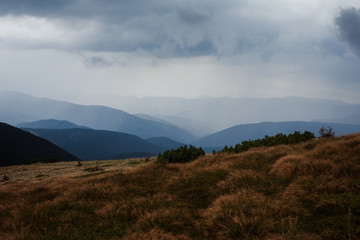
[3,3,360,239]
[0,0,360,105]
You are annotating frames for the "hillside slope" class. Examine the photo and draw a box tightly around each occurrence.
[0,134,359,239]
[24,128,165,160]
[0,123,78,166]
[145,137,185,149]
[0,91,195,143]
[194,121,360,147]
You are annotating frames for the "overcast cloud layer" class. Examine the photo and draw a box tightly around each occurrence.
[0,0,359,103]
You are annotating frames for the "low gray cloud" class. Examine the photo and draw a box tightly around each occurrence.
[177,7,212,25]
[320,39,345,57]
[335,7,360,54]
[83,56,113,68]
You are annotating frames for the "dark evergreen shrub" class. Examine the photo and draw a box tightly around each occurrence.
[157,145,205,164]
[219,131,315,154]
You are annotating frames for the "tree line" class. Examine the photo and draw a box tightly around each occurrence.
[157,127,334,163]
[217,131,315,154]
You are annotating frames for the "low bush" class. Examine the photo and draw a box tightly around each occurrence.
[319,126,335,138]
[157,145,205,164]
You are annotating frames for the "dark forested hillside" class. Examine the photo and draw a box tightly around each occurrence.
[0,123,78,166]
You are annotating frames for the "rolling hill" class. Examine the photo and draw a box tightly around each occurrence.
[0,123,78,166]
[193,121,360,147]
[0,91,195,143]
[23,128,166,160]
[1,133,359,239]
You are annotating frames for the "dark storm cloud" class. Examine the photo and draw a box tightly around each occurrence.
[335,7,360,53]
[0,0,74,17]
[0,0,353,59]
[0,0,219,56]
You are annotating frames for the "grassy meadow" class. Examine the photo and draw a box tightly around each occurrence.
[1,134,360,239]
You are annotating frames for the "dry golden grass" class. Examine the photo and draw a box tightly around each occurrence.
[122,228,192,240]
[0,158,152,188]
[202,189,273,239]
[1,134,360,239]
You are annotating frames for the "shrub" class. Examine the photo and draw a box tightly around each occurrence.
[157,145,205,164]
[319,126,335,138]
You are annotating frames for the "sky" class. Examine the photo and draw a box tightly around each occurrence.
[0,0,360,104]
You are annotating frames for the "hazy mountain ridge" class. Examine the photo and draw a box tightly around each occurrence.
[16,119,91,129]
[0,91,195,143]
[0,123,78,166]
[23,128,166,161]
[3,91,360,149]
[105,95,360,134]
[194,121,360,147]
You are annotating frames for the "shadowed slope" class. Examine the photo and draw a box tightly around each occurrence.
[24,128,165,160]
[0,123,78,166]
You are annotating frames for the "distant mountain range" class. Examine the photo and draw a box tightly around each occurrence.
[24,128,166,161]
[0,123,78,166]
[103,96,360,135]
[2,91,360,163]
[194,121,360,148]
[0,91,195,143]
